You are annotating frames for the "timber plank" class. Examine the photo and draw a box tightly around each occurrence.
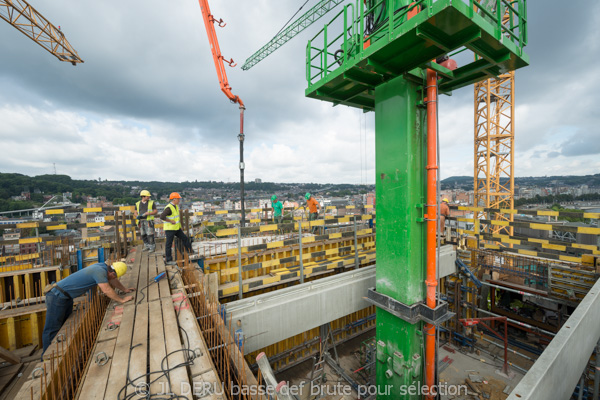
[127,302,148,396]
[171,289,225,400]
[148,300,168,396]
[161,298,192,399]
[74,338,117,400]
[73,302,120,399]
[147,252,160,302]
[102,301,136,399]
[171,290,214,376]
[12,360,44,400]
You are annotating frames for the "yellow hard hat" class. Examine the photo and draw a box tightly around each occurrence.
[140,190,151,197]
[111,262,127,278]
[442,198,449,203]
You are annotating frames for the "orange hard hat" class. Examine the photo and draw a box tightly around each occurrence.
[169,192,182,200]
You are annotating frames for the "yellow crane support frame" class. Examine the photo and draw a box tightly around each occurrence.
[0,0,83,64]
[474,71,515,236]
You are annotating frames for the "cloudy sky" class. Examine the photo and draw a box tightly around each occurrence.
[0,1,598,184]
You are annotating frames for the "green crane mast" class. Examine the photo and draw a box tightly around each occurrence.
[304,0,529,398]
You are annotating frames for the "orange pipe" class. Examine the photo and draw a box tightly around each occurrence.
[425,68,438,399]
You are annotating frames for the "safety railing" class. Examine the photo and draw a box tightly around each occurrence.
[306,0,528,86]
[306,3,356,85]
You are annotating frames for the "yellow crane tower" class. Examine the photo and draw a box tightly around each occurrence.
[473,6,518,237]
[474,71,515,237]
[0,0,82,64]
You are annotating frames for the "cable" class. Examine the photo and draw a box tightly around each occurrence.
[117,323,196,400]
[136,282,152,305]
[273,0,311,38]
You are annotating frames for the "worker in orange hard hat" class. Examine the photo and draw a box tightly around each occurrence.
[134,190,158,252]
[440,197,450,233]
[42,261,133,357]
[160,192,194,266]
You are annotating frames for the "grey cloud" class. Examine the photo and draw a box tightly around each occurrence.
[561,130,600,157]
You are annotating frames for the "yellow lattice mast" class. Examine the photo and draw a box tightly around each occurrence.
[0,0,82,64]
[474,71,515,236]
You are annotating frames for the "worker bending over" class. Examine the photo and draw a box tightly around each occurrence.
[305,193,321,221]
[134,189,158,252]
[42,261,133,355]
[271,195,283,224]
[440,197,450,233]
[160,192,194,266]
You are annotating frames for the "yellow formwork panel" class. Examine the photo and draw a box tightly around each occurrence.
[207,234,374,285]
[0,311,46,351]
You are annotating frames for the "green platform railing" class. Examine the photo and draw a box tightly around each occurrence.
[306,0,528,87]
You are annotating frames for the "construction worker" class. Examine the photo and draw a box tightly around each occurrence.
[134,190,158,252]
[271,195,283,224]
[42,261,133,355]
[440,198,450,233]
[305,192,321,221]
[160,192,193,266]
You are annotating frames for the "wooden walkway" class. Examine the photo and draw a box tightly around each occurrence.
[75,244,224,400]
[13,245,225,400]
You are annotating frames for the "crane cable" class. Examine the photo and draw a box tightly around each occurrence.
[272,0,311,39]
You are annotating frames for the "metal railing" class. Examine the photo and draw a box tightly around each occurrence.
[306,0,528,86]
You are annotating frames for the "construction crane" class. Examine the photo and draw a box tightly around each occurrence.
[474,71,515,237]
[0,0,82,65]
[197,0,247,225]
[242,0,345,71]
[474,6,520,238]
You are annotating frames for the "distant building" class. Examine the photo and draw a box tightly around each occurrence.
[2,231,21,256]
[255,178,262,183]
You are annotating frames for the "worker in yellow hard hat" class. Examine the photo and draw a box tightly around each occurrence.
[134,190,158,252]
[440,197,450,233]
[160,192,194,266]
[41,261,134,356]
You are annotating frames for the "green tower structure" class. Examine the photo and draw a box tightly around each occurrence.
[305,0,528,397]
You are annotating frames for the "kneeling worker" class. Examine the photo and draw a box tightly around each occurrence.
[42,261,134,355]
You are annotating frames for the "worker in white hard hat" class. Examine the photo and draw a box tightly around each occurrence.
[440,197,450,233]
[134,189,158,252]
[41,261,134,356]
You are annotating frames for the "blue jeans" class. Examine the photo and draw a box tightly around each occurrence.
[42,291,73,355]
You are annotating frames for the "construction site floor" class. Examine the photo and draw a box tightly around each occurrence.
[277,330,374,400]
[439,343,526,400]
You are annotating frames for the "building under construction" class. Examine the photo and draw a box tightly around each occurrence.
[1,0,599,400]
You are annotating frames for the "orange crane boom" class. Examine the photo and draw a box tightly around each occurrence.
[197,0,243,107]
[197,0,247,230]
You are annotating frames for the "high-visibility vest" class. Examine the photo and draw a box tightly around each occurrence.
[135,200,155,221]
[164,203,180,231]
